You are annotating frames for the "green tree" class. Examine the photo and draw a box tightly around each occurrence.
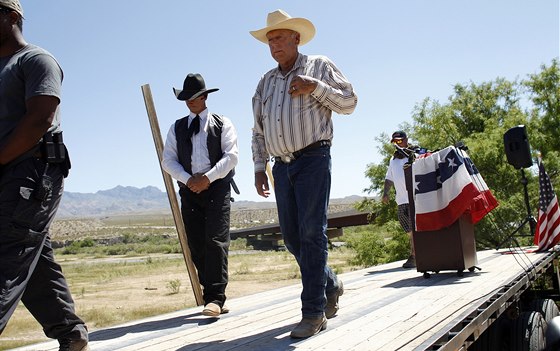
[526,59,560,177]
[361,59,559,251]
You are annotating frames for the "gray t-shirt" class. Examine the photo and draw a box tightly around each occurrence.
[0,44,63,142]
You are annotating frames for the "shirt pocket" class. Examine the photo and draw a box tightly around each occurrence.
[261,94,274,127]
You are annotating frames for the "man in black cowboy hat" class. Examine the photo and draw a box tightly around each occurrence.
[162,73,238,317]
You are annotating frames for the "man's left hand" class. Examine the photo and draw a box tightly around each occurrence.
[289,75,317,97]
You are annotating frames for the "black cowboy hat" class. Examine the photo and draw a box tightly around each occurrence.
[173,73,219,101]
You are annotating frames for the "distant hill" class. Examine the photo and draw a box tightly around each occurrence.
[57,186,366,218]
[58,186,168,218]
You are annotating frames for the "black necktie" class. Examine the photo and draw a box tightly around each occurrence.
[188,115,200,138]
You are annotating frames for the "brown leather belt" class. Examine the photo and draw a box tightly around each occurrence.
[274,140,331,164]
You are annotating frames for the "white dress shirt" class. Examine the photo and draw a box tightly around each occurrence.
[162,108,238,185]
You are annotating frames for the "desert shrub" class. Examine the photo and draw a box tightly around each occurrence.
[344,221,412,267]
[166,279,182,294]
[346,229,387,267]
[55,233,182,256]
[230,238,249,251]
[382,220,412,262]
[60,238,95,255]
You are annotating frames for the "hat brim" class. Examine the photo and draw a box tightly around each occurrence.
[250,18,315,46]
[173,88,219,101]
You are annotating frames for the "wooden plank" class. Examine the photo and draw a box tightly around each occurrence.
[246,229,342,243]
[326,210,371,228]
[230,209,371,239]
[12,249,554,351]
[141,84,203,305]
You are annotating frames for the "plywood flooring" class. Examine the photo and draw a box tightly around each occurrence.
[11,248,552,351]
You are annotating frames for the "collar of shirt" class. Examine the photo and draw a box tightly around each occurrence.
[189,109,209,133]
[273,53,305,77]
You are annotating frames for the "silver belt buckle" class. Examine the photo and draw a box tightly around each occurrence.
[281,155,293,163]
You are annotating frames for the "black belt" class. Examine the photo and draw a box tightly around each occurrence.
[274,140,331,164]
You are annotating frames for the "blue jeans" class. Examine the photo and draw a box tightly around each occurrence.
[273,146,340,318]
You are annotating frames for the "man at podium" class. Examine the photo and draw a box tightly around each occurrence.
[382,131,416,269]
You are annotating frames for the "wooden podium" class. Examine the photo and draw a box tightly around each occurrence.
[404,164,479,278]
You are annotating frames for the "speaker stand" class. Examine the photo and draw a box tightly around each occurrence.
[496,168,537,250]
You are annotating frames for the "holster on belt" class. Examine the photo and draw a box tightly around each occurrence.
[41,131,67,164]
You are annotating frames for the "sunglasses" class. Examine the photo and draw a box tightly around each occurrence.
[392,139,405,144]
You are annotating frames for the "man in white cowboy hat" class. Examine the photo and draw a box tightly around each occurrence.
[0,1,89,350]
[162,73,238,317]
[250,9,357,338]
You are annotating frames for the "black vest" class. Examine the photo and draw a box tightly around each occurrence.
[174,113,234,182]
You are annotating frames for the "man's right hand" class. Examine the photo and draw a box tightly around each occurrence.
[254,171,270,198]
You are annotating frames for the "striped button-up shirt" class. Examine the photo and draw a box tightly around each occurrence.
[251,53,357,172]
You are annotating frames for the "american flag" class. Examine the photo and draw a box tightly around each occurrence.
[412,146,497,231]
[534,160,560,251]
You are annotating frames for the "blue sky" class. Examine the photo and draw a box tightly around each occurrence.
[21,1,559,202]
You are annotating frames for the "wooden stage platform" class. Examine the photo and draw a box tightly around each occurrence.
[12,248,555,351]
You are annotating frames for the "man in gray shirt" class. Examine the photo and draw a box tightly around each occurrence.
[0,1,89,350]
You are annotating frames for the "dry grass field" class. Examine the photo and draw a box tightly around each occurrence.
[0,210,360,351]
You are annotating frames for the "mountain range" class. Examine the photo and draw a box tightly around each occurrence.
[57,186,365,218]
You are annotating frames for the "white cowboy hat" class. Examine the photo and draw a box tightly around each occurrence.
[0,0,24,18]
[250,9,315,46]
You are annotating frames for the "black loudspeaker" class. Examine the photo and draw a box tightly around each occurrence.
[503,125,533,169]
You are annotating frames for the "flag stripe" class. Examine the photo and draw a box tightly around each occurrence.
[412,146,498,231]
[539,200,560,249]
[415,183,480,231]
[468,189,499,224]
[534,160,560,252]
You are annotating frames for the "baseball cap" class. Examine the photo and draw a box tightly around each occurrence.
[391,130,407,142]
[0,0,23,18]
